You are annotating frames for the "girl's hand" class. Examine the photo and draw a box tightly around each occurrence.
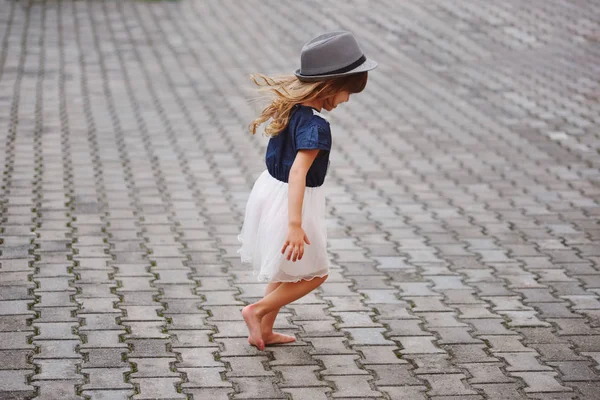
[281,224,311,262]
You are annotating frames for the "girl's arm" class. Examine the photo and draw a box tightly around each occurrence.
[282,149,320,262]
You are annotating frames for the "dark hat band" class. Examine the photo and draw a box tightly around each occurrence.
[302,55,366,77]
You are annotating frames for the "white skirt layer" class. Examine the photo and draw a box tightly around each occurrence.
[238,170,329,283]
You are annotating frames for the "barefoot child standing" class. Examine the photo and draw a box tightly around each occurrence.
[238,31,377,350]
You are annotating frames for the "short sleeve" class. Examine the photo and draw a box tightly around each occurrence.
[295,123,332,152]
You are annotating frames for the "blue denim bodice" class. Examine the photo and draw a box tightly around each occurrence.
[265,105,332,187]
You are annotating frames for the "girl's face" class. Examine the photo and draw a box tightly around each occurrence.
[322,90,350,111]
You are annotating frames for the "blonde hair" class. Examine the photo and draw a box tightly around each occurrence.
[249,72,368,136]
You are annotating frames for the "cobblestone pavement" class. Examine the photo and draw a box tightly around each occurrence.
[0,0,599,399]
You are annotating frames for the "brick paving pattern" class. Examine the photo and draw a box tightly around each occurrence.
[0,0,599,399]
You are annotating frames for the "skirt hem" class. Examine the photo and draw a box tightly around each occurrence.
[254,272,329,284]
[238,235,328,283]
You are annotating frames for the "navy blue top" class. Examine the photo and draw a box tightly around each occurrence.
[266,104,332,187]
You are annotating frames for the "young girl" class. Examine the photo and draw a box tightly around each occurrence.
[238,31,377,350]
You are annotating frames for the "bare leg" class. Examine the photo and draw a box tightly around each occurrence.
[248,281,296,346]
[261,281,282,335]
[242,275,327,350]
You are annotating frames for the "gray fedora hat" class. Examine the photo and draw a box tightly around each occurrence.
[295,31,377,82]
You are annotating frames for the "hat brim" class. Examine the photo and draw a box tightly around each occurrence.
[294,58,378,82]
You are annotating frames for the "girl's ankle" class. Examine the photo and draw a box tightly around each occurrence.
[247,303,268,319]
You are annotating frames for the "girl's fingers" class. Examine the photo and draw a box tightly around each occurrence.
[294,245,304,262]
[284,241,308,261]
[304,235,311,245]
[293,245,300,262]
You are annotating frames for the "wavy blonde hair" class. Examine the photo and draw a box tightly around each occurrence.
[249,72,368,136]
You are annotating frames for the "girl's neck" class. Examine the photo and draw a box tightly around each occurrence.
[300,99,323,112]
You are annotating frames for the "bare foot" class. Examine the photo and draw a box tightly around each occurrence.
[264,332,296,345]
[242,305,264,350]
[248,332,296,346]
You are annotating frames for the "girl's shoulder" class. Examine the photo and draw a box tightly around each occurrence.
[290,106,332,152]
[292,105,330,129]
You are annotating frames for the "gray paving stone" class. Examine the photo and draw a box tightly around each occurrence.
[228,377,285,399]
[531,343,589,361]
[81,390,134,400]
[225,356,275,377]
[79,314,122,331]
[0,350,34,369]
[345,328,391,345]
[460,362,515,384]
[397,336,445,354]
[419,373,479,396]
[464,318,517,335]
[385,319,431,337]
[568,335,600,352]
[471,383,524,400]
[0,300,34,317]
[548,361,600,382]
[129,358,179,378]
[179,367,232,388]
[80,349,130,369]
[444,344,498,363]
[510,371,573,393]
[281,387,331,400]
[421,312,468,328]
[481,336,536,353]
[81,368,133,390]
[371,303,417,320]
[368,364,422,386]
[327,375,382,398]
[355,345,406,365]
[184,388,234,400]
[33,381,83,400]
[334,311,381,328]
[218,337,268,358]
[306,337,356,355]
[296,320,341,338]
[514,328,569,344]
[130,377,186,399]
[0,371,35,392]
[496,352,554,372]
[0,332,34,350]
[34,340,81,359]
[379,386,428,400]
[272,365,327,388]
[170,329,215,348]
[33,322,80,340]
[314,354,368,376]
[165,313,212,330]
[176,348,223,368]
[81,330,127,349]
[433,327,483,345]
[568,382,600,400]
[287,304,331,320]
[31,359,83,381]
[550,319,600,336]
[405,296,454,312]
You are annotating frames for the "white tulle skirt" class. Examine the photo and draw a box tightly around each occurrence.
[238,170,329,282]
